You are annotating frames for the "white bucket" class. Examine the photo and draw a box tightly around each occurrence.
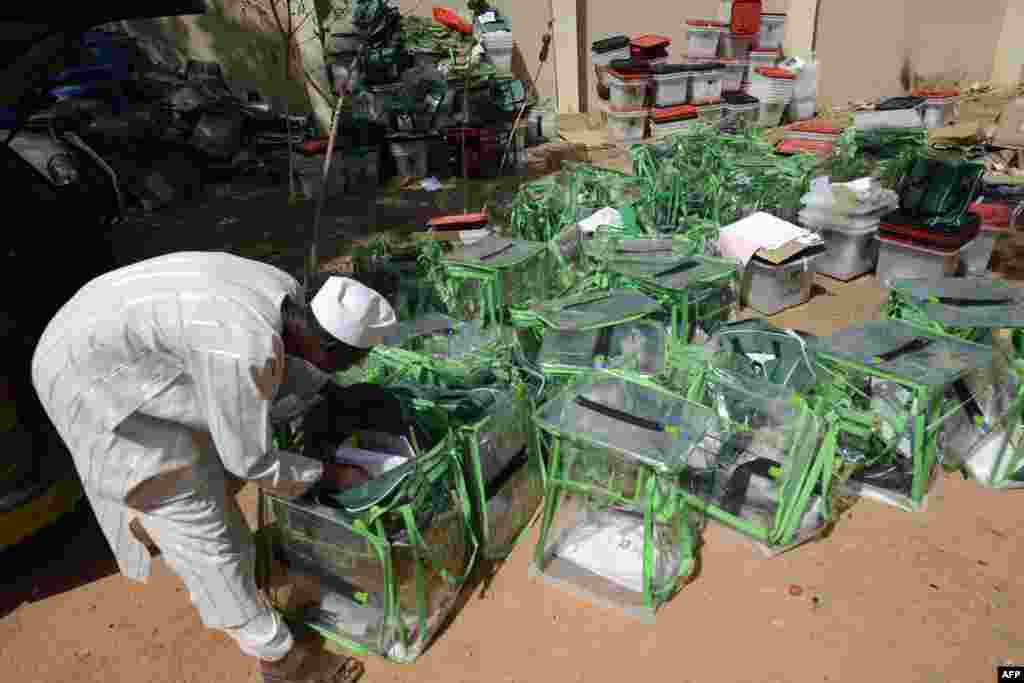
[742,254,821,315]
[799,212,879,281]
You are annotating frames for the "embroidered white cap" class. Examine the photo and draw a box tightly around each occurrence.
[310,276,398,349]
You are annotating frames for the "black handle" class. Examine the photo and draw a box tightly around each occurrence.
[478,242,516,260]
[877,337,933,362]
[935,296,1014,307]
[574,395,664,432]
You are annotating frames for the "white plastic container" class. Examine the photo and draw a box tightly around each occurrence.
[653,70,691,107]
[651,106,700,138]
[607,71,651,111]
[591,38,632,95]
[742,254,821,315]
[801,188,899,216]
[919,96,959,129]
[719,33,754,59]
[758,14,787,50]
[483,32,515,75]
[962,225,1008,275]
[756,99,787,127]
[874,235,971,286]
[853,101,925,130]
[799,211,879,281]
[390,139,429,178]
[690,69,724,104]
[720,60,748,91]
[748,48,780,72]
[606,108,648,143]
[687,21,726,59]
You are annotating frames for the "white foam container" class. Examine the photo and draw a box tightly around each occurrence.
[799,211,879,280]
[962,225,1008,275]
[854,107,924,130]
[653,72,691,107]
[921,97,959,129]
[874,235,971,286]
[719,33,754,59]
[742,253,821,315]
[759,14,787,50]
[690,70,724,104]
[607,72,651,111]
[687,25,724,59]
[607,108,648,143]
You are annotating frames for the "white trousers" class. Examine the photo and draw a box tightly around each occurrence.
[120,412,295,662]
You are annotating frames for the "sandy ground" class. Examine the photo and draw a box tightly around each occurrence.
[3,268,1023,683]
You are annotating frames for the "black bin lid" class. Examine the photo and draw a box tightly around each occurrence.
[592,36,630,53]
[609,58,653,74]
[723,92,759,105]
[652,63,705,75]
[876,96,927,111]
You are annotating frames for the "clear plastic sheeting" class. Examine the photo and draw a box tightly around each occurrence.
[538,321,668,378]
[940,336,1024,489]
[678,366,834,554]
[535,373,719,474]
[811,320,995,389]
[261,433,476,662]
[707,319,819,394]
[526,290,663,332]
[887,277,1024,330]
[440,236,555,325]
[604,254,741,343]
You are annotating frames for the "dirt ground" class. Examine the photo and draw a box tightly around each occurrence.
[2,268,1023,683]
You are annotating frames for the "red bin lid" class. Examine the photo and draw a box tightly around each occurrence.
[755,66,796,79]
[433,8,473,34]
[776,139,834,156]
[912,88,961,98]
[730,0,763,34]
[786,119,846,135]
[969,201,1014,227]
[631,34,672,49]
[652,105,699,122]
[686,19,728,28]
[428,211,489,228]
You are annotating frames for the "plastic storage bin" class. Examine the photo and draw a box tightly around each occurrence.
[607,107,649,142]
[483,31,515,74]
[689,65,725,104]
[607,68,651,111]
[697,103,725,122]
[686,20,726,59]
[592,36,631,99]
[874,235,971,286]
[913,89,960,129]
[748,66,795,126]
[651,105,700,138]
[742,253,821,314]
[758,13,786,50]
[719,59,748,91]
[652,64,693,107]
[719,33,754,59]
[723,91,760,126]
[631,34,671,59]
[799,210,880,280]
[854,96,925,130]
[747,47,780,73]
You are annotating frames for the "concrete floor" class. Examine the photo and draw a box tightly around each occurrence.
[2,177,1023,683]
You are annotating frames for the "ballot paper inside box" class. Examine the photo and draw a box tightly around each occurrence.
[261,431,475,662]
[531,372,710,620]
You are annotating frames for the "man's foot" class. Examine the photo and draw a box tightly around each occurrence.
[260,645,364,683]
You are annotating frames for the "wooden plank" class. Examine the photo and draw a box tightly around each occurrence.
[782,0,819,58]
[551,0,580,114]
[993,0,1024,86]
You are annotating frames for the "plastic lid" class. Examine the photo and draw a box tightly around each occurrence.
[428,211,488,228]
[969,201,1015,227]
[761,12,787,17]
[592,36,630,53]
[723,92,759,105]
[776,139,834,156]
[608,69,651,81]
[631,44,670,59]
[609,58,653,74]
[912,88,960,98]
[750,47,781,54]
[606,106,650,117]
[755,67,796,79]
[631,34,671,49]
[786,119,846,135]
[875,232,968,255]
[876,96,927,111]
[687,19,728,27]
[652,105,699,122]
[654,62,720,74]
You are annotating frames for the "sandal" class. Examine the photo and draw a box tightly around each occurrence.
[260,646,364,683]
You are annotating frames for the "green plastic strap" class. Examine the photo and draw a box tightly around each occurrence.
[642,475,656,611]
